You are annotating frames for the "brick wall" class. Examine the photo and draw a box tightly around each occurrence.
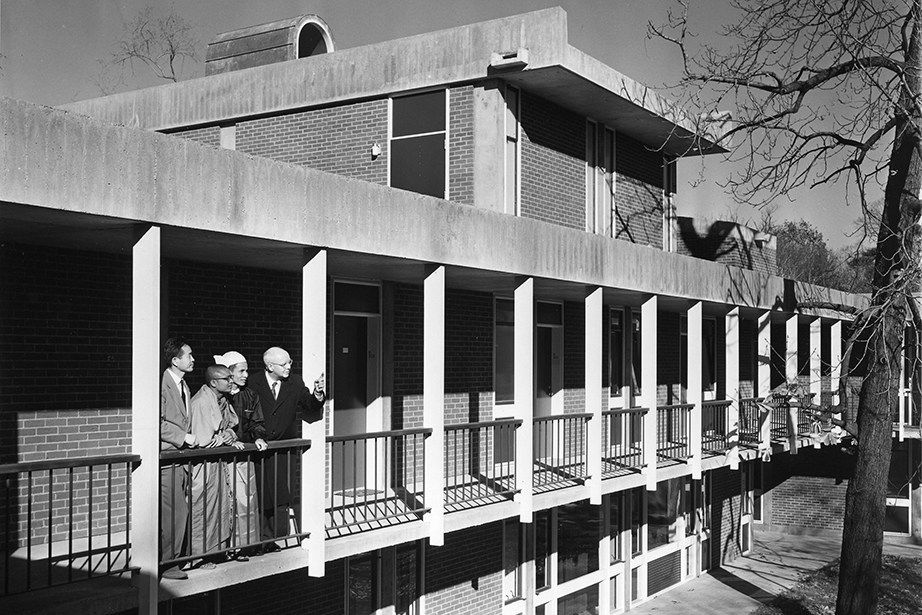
[219,559,345,615]
[448,85,475,206]
[763,447,854,535]
[675,218,778,275]
[520,92,586,230]
[615,134,663,248]
[235,99,389,185]
[426,522,503,615]
[171,125,221,148]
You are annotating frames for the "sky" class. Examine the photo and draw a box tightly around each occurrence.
[0,0,879,248]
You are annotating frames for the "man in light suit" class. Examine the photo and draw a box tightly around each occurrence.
[160,337,196,580]
[251,346,325,544]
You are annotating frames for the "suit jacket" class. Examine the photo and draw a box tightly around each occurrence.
[160,370,192,451]
[251,372,325,441]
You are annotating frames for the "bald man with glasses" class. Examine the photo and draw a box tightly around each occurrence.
[251,347,325,546]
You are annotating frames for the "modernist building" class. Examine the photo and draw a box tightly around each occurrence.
[0,8,917,615]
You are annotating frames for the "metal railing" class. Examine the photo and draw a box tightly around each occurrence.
[656,404,692,463]
[795,394,815,436]
[533,414,592,490]
[443,419,521,509]
[326,428,431,534]
[739,397,761,445]
[1,453,139,596]
[769,394,789,440]
[601,408,647,477]
[701,400,731,455]
[159,439,311,567]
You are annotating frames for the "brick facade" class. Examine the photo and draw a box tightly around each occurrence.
[675,218,778,276]
[235,99,389,185]
[171,125,221,148]
[426,523,503,615]
[615,134,664,248]
[520,92,586,230]
[708,465,744,567]
[448,85,475,206]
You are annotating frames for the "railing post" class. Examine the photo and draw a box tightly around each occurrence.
[726,307,740,470]
[810,318,822,448]
[785,314,799,454]
[641,296,658,490]
[423,265,446,545]
[514,277,535,522]
[687,302,703,480]
[757,312,772,452]
[585,287,603,504]
[302,249,327,576]
[132,225,160,615]
[830,320,843,437]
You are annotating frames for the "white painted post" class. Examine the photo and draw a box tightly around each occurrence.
[810,318,822,448]
[423,265,446,545]
[830,320,844,442]
[726,308,740,470]
[586,287,603,505]
[641,296,658,490]
[786,315,799,453]
[688,302,703,480]
[302,249,327,576]
[514,278,534,522]
[132,226,160,615]
[757,312,772,452]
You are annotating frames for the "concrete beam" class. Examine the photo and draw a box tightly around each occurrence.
[0,98,865,317]
[131,226,160,615]
[302,249,327,575]
[423,265,446,544]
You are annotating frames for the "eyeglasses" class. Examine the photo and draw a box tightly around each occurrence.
[217,376,234,382]
[269,361,293,368]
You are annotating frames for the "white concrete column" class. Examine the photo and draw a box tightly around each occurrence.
[132,226,160,615]
[785,315,799,453]
[830,320,843,436]
[687,302,703,480]
[302,249,327,575]
[514,277,534,522]
[423,265,446,545]
[757,312,772,451]
[726,308,740,470]
[586,287,603,505]
[810,318,822,448]
[641,296,658,490]
[899,340,907,441]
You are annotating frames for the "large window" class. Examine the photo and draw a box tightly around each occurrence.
[503,518,524,603]
[610,309,641,397]
[586,120,615,235]
[390,90,446,198]
[495,298,515,405]
[557,501,600,583]
[679,315,717,396]
[648,478,686,550]
[535,509,553,590]
[609,492,624,563]
[347,553,378,615]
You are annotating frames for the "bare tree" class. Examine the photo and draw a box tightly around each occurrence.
[650,2,921,614]
[96,6,199,94]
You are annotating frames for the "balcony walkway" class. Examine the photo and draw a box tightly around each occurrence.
[631,531,922,615]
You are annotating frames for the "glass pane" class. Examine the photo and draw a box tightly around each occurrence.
[611,310,624,393]
[348,555,376,615]
[503,519,523,603]
[631,313,642,395]
[537,302,562,326]
[631,567,639,602]
[392,90,445,137]
[558,584,600,615]
[888,442,910,497]
[630,487,643,556]
[558,501,600,583]
[648,478,683,550]
[610,576,619,610]
[396,544,418,615]
[496,298,515,324]
[495,324,515,404]
[885,505,910,533]
[505,87,519,139]
[610,494,623,563]
[390,134,445,198]
[335,282,380,314]
[535,510,551,590]
[703,319,716,392]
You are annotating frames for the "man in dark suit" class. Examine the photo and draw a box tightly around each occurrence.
[251,346,325,543]
[159,337,197,580]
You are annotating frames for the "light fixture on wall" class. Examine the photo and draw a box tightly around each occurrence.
[370,142,381,159]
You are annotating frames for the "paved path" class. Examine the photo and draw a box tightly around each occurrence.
[630,531,921,615]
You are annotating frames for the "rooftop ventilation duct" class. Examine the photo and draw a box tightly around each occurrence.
[205,14,334,76]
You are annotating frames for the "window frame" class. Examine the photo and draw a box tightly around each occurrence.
[388,88,450,200]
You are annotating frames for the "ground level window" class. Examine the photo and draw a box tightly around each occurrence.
[347,553,378,615]
[558,584,600,615]
[558,500,600,583]
[535,509,553,590]
[503,517,524,603]
[648,478,685,550]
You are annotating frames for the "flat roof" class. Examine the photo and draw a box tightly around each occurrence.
[58,7,724,157]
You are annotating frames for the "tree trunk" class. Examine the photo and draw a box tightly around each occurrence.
[836,4,922,614]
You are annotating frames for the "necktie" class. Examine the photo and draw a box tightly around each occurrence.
[271,381,279,400]
[180,383,187,408]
